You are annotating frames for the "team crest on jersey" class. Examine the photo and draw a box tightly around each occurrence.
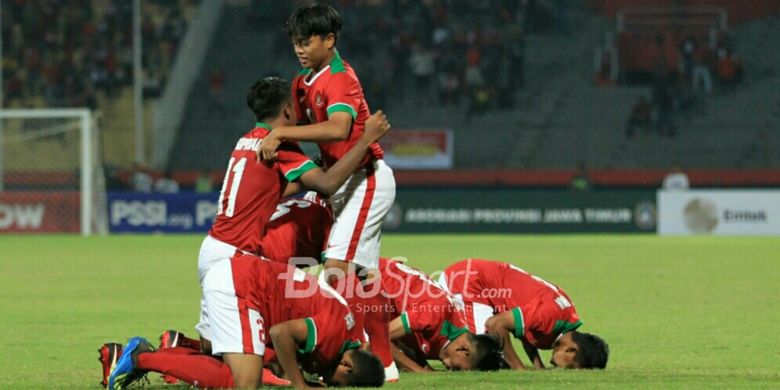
[344,313,355,330]
[314,93,324,107]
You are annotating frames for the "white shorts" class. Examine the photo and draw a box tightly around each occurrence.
[324,159,395,270]
[436,273,493,335]
[196,235,266,356]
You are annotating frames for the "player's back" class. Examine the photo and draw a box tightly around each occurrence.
[443,259,562,308]
[292,51,383,168]
[379,258,450,309]
[441,259,504,303]
[238,260,353,329]
[261,193,333,265]
[444,259,580,348]
[278,262,363,371]
[209,124,312,254]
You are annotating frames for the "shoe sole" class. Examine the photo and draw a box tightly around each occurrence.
[99,343,122,388]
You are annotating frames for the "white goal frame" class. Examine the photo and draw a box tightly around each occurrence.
[0,108,100,235]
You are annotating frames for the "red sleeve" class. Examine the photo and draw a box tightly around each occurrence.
[512,298,581,348]
[402,306,443,335]
[301,308,361,360]
[325,72,362,120]
[513,302,548,339]
[275,141,316,182]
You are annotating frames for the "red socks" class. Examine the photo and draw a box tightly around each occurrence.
[137,347,234,388]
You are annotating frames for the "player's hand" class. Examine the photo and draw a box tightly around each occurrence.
[362,110,390,143]
[258,132,281,161]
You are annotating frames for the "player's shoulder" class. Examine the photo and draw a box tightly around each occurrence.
[446,258,487,270]
[327,54,360,82]
[244,124,270,139]
[277,139,306,153]
[293,69,311,84]
[328,50,352,74]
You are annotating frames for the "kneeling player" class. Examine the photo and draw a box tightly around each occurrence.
[105,260,384,389]
[438,259,609,369]
[379,258,503,372]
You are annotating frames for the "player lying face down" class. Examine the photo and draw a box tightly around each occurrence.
[219,255,386,388]
[378,258,504,372]
[439,259,609,370]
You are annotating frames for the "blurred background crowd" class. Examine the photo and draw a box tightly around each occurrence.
[2,0,779,191]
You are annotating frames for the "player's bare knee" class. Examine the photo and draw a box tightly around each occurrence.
[224,353,262,389]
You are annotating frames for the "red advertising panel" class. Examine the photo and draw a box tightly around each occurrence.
[0,192,80,233]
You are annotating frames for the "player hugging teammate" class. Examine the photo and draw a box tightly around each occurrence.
[98,3,608,389]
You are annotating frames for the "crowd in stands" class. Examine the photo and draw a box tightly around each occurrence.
[618,30,744,139]
[247,0,567,114]
[1,0,194,108]
[612,27,743,138]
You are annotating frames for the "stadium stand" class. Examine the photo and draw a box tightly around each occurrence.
[4,0,778,187]
[169,0,778,176]
[1,0,198,167]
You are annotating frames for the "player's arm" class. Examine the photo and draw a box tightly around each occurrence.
[282,181,303,198]
[259,112,353,160]
[280,111,353,141]
[268,319,315,389]
[522,339,545,369]
[485,310,528,369]
[388,315,434,372]
[390,342,432,373]
[500,332,526,370]
[296,111,388,196]
[389,315,409,341]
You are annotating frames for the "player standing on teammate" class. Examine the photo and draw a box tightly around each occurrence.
[107,77,390,390]
[438,259,609,370]
[258,3,395,280]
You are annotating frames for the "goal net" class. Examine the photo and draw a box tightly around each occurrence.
[0,109,107,235]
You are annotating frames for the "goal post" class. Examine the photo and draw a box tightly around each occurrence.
[0,108,107,235]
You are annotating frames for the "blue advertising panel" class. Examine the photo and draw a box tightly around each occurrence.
[108,192,218,233]
[108,189,657,234]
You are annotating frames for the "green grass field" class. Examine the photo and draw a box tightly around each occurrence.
[1,234,779,389]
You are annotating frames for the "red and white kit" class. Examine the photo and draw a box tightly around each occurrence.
[261,192,333,266]
[293,50,395,269]
[197,122,317,351]
[439,259,582,349]
[204,256,363,366]
[380,258,469,359]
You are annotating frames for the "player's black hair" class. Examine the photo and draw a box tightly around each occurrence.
[572,331,609,369]
[286,3,342,44]
[469,333,504,371]
[344,349,384,387]
[246,77,290,122]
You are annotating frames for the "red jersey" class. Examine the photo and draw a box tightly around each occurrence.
[209,123,317,254]
[292,50,383,168]
[379,258,468,359]
[442,259,582,349]
[229,256,363,373]
[261,193,334,266]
